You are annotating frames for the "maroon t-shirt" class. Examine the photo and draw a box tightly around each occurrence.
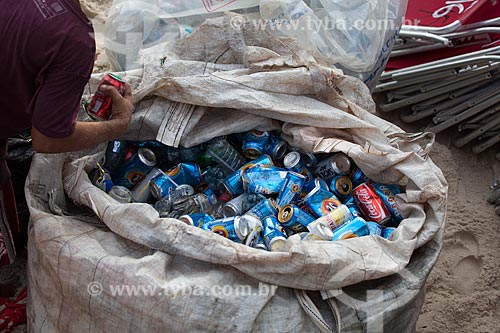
[0,0,95,183]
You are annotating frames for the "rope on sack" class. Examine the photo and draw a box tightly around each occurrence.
[294,289,340,333]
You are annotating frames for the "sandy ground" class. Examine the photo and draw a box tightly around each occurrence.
[7,0,499,332]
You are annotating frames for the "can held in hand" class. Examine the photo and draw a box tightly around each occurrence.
[242,130,270,159]
[242,165,289,195]
[277,204,315,233]
[332,217,369,241]
[262,216,287,252]
[87,73,126,121]
[283,151,314,181]
[131,167,162,203]
[352,183,391,225]
[277,171,306,207]
[114,148,156,189]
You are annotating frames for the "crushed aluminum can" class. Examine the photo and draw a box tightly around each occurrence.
[179,213,215,228]
[131,167,162,203]
[329,175,354,201]
[114,148,157,189]
[166,163,202,187]
[242,165,289,195]
[382,227,396,239]
[277,204,315,234]
[87,73,126,121]
[315,153,353,182]
[223,193,249,217]
[350,167,370,188]
[150,172,178,200]
[202,216,247,242]
[371,183,404,226]
[277,171,306,207]
[352,183,392,225]
[302,184,341,218]
[262,216,287,252]
[242,130,270,159]
[331,217,369,241]
[247,198,279,220]
[223,154,274,198]
[264,134,288,162]
[283,151,314,181]
[308,204,353,232]
[108,186,132,203]
[367,221,383,236]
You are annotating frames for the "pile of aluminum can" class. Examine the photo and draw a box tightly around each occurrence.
[89,130,405,252]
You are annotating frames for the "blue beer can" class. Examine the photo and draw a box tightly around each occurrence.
[202,216,247,242]
[262,216,288,252]
[114,148,157,189]
[247,198,279,220]
[242,165,289,195]
[223,155,274,197]
[371,183,404,226]
[329,175,354,201]
[264,134,288,162]
[302,186,341,218]
[242,130,270,159]
[166,162,202,187]
[150,172,178,200]
[367,222,383,236]
[332,217,369,241]
[277,171,306,207]
[283,151,314,181]
[179,213,215,228]
[277,204,315,233]
[350,167,371,188]
[382,227,396,239]
[302,178,330,198]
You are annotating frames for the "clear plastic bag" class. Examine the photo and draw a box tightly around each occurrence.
[104,0,407,89]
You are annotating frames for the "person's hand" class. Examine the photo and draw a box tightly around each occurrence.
[100,82,134,128]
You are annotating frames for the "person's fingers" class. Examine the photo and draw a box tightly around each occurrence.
[100,85,123,103]
[123,82,132,97]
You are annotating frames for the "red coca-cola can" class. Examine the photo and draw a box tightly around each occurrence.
[352,183,391,225]
[87,73,126,121]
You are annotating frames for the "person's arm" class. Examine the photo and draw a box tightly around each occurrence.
[31,84,134,153]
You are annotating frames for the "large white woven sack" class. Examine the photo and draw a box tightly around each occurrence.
[26,14,447,332]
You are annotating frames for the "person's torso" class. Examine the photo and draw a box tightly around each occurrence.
[0,0,95,139]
